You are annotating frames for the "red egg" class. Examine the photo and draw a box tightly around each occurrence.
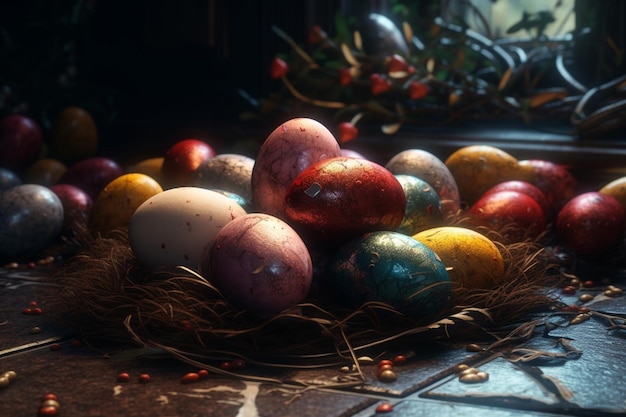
[251,118,341,218]
[482,180,549,219]
[58,157,124,200]
[518,159,578,218]
[468,190,546,242]
[0,114,43,172]
[556,192,625,257]
[50,184,93,236]
[284,156,406,245]
[161,139,216,188]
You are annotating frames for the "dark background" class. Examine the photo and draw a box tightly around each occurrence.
[1,1,624,163]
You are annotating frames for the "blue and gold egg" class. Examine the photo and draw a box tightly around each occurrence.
[327,231,451,318]
[395,174,443,235]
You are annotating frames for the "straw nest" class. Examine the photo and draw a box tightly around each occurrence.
[46,219,566,379]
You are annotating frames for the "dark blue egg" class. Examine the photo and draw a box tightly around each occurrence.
[0,168,21,192]
[327,231,451,318]
[0,184,64,262]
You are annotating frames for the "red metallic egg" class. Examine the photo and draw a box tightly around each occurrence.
[468,190,546,242]
[556,192,625,257]
[57,157,124,200]
[161,139,216,188]
[50,184,93,236]
[0,114,43,172]
[284,156,406,245]
[518,159,578,219]
[482,180,549,219]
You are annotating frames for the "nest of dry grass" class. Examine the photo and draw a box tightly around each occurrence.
[47,221,565,376]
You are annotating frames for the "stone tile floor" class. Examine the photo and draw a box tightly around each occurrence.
[1,265,625,416]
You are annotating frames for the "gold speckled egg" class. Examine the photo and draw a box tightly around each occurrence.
[599,176,626,213]
[444,145,522,205]
[23,158,67,186]
[89,173,163,234]
[413,226,505,289]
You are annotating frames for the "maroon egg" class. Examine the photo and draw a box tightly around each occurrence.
[161,138,216,188]
[468,190,546,242]
[208,213,313,315]
[58,157,124,200]
[50,184,93,235]
[251,118,341,218]
[556,192,625,257]
[518,159,578,218]
[284,156,406,245]
[482,180,549,219]
[0,114,43,172]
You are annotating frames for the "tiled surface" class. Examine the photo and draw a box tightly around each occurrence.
[1,265,625,416]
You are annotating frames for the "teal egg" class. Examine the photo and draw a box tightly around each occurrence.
[395,175,443,235]
[327,231,451,317]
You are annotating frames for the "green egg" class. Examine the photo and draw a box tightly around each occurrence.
[327,231,451,318]
[395,174,443,235]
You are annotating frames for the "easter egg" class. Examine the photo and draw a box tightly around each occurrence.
[413,226,505,289]
[395,174,443,235]
[0,168,21,192]
[556,192,625,257]
[482,180,549,218]
[23,158,67,186]
[127,157,164,184]
[284,157,406,245]
[0,184,64,262]
[468,190,546,242]
[193,153,254,203]
[207,213,313,315]
[50,184,93,236]
[445,145,522,205]
[327,231,450,317]
[0,114,43,172]
[518,159,578,218]
[161,139,216,188]
[129,187,246,269]
[599,176,626,213]
[89,173,163,235]
[58,157,124,200]
[251,118,341,218]
[50,106,98,164]
[386,149,461,214]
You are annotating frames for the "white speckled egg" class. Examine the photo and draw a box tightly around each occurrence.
[128,186,246,269]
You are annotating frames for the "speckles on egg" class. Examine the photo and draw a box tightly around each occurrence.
[128,187,247,269]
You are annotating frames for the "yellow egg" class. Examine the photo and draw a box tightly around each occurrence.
[413,226,505,289]
[50,106,98,164]
[599,176,626,213]
[23,158,67,186]
[444,145,522,205]
[127,157,164,184]
[89,173,163,234]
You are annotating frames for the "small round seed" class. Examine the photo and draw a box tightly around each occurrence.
[357,356,374,365]
[197,369,209,379]
[339,365,354,373]
[116,372,130,382]
[582,280,594,288]
[30,326,42,334]
[3,371,17,381]
[37,406,58,416]
[459,367,479,377]
[466,343,483,352]
[569,277,581,286]
[375,402,394,413]
[456,364,469,372]
[181,372,200,384]
[138,373,150,383]
[392,354,407,365]
[41,399,60,409]
[610,287,623,296]
[459,373,482,383]
[377,369,397,383]
[578,293,595,303]
[476,371,489,382]
[0,376,9,388]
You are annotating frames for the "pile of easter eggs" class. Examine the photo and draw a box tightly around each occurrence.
[1,112,625,320]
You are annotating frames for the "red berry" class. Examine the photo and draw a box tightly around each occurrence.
[562,285,576,295]
[138,373,150,383]
[37,406,59,416]
[197,369,209,379]
[378,359,394,368]
[339,68,352,86]
[387,54,407,72]
[269,57,288,79]
[41,393,58,401]
[22,308,33,315]
[408,81,429,99]
[307,25,328,45]
[370,74,392,95]
[338,122,358,143]
[582,280,595,288]
[393,354,407,365]
[49,343,61,351]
